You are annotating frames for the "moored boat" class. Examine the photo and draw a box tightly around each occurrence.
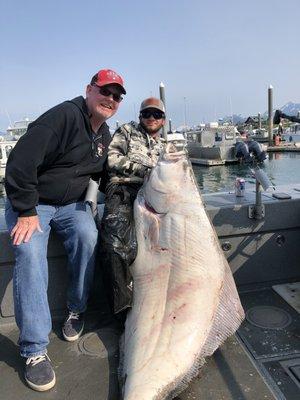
[0,140,16,183]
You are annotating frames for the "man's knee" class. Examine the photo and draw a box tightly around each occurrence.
[73,223,98,246]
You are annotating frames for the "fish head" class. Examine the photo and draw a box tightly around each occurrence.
[143,145,190,214]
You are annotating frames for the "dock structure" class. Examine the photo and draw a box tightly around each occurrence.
[190,143,300,166]
[266,144,300,152]
[190,157,226,166]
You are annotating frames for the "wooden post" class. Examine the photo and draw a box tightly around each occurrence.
[268,85,273,146]
[159,82,168,140]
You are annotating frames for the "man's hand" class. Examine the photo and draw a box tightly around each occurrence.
[11,216,43,246]
[129,154,155,168]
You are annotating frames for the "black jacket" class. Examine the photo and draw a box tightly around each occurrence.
[5,96,111,216]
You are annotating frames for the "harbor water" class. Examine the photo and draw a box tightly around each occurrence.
[193,152,300,194]
[1,152,300,212]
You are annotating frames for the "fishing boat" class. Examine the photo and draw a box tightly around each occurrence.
[0,161,299,399]
[6,118,32,140]
[0,118,31,183]
[0,140,16,183]
[282,123,300,143]
[186,123,240,165]
[247,128,269,142]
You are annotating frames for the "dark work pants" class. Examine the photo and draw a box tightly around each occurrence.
[98,184,140,315]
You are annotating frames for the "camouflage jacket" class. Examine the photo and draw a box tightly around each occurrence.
[107,121,165,184]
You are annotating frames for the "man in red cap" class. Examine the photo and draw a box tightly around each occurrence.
[5,68,125,391]
[99,97,166,322]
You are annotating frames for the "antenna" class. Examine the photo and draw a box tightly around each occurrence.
[229,97,233,124]
[5,109,12,126]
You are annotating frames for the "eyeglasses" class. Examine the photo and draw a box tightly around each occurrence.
[93,85,123,103]
[140,110,165,120]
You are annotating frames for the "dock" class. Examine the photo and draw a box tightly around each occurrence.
[190,143,300,166]
[190,158,238,166]
[267,144,300,152]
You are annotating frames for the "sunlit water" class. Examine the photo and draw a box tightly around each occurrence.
[1,153,300,212]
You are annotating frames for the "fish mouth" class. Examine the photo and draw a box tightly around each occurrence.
[144,201,157,213]
[144,200,167,215]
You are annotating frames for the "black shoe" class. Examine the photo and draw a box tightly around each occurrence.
[62,311,84,342]
[25,354,56,392]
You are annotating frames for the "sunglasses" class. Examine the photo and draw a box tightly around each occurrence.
[140,110,165,120]
[93,85,123,103]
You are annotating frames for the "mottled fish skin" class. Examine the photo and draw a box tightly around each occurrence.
[120,149,244,400]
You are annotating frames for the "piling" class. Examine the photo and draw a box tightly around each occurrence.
[268,85,273,146]
[159,82,168,140]
[169,119,172,133]
[258,112,261,130]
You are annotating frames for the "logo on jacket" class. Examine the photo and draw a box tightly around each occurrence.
[96,143,105,157]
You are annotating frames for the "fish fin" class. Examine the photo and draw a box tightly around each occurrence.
[164,263,245,400]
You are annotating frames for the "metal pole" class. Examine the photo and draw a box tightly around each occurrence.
[184,97,187,136]
[255,180,263,220]
[258,112,261,130]
[168,119,172,133]
[268,85,273,146]
[159,82,168,140]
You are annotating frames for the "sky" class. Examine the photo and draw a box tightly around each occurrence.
[1,0,300,132]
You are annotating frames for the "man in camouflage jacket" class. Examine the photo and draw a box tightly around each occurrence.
[99,97,166,320]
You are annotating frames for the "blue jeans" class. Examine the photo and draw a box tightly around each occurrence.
[5,201,98,358]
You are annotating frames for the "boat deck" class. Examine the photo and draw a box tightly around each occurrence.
[1,185,300,399]
[0,297,275,400]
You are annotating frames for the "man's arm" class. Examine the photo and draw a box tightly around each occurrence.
[107,126,148,178]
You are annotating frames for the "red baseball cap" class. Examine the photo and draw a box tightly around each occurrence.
[90,69,126,94]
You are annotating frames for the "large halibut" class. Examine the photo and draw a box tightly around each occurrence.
[120,148,244,400]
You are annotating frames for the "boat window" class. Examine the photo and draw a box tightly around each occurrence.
[215,132,222,142]
[225,132,234,140]
[5,145,13,157]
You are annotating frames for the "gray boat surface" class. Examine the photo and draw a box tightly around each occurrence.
[0,180,299,399]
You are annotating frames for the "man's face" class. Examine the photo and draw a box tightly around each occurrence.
[140,108,165,136]
[86,83,123,121]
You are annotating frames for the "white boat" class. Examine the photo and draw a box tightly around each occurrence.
[0,118,31,182]
[7,118,32,140]
[282,123,300,142]
[247,128,269,142]
[0,140,16,182]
